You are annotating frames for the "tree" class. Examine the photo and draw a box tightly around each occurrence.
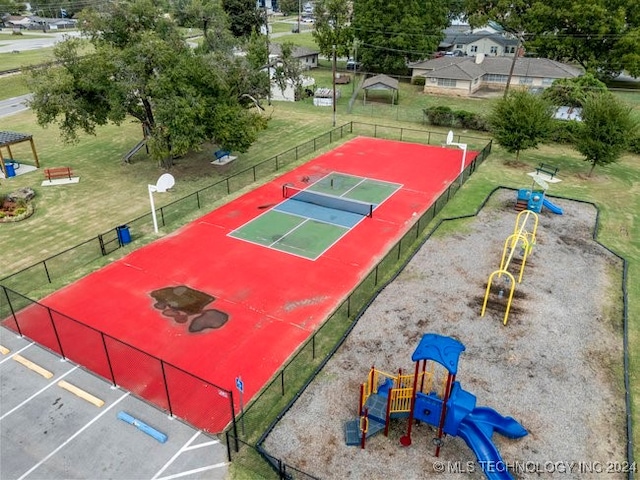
[541,74,608,108]
[464,0,640,79]
[172,0,235,54]
[0,0,27,15]
[272,42,307,101]
[575,93,637,176]
[222,0,262,38]
[488,90,554,161]
[312,0,353,61]
[278,0,299,16]
[27,0,267,168]
[352,0,449,74]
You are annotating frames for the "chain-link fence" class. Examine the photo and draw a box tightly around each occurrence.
[224,137,493,479]
[0,122,493,479]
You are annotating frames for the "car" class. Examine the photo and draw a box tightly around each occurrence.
[346,60,360,71]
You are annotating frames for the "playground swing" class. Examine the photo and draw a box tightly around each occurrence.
[481,210,539,325]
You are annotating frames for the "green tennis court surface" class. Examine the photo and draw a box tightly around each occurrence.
[229,172,401,260]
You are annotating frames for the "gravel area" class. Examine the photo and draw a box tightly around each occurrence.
[263,190,627,479]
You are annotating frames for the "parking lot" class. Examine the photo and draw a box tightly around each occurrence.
[0,327,228,480]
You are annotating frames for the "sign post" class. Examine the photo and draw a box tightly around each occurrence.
[235,376,245,436]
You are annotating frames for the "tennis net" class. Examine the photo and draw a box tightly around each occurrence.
[282,185,374,217]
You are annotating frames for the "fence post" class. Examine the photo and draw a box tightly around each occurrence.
[47,308,66,359]
[43,260,52,283]
[101,333,117,386]
[160,361,174,417]
[280,370,285,396]
[2,286,22,336]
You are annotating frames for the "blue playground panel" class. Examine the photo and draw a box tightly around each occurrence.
[517,189,563,215]
[345,333,527,480]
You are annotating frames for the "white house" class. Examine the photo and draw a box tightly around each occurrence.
[263,61,315,102]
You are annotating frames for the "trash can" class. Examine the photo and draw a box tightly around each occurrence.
[116,225,131,245]
[5,162,16,178]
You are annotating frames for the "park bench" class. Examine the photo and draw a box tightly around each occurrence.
[44,167,73,181]
[213,149,231,161]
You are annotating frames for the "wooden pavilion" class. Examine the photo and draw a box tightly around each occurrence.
[0,131,40,176]
[361,74,399,105]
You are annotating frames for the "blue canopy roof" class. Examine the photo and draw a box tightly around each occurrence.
[411,333,465,374]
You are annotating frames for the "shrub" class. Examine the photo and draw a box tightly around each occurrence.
[423,106,455,127]
[454,110,489,131]
[548,120,581,144]
[629,136,640,155]
[412,77,426,86]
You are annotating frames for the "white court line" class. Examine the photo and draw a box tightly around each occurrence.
[155,463,228,480]
[268,218,312,247]
[17,392,130,480]
[0,342,34,365]
[0,366,78,421]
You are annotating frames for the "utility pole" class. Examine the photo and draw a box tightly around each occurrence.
[264,4,271,105]
[332,43,337,127]
[297,0,301,33]
[503,32,523,98]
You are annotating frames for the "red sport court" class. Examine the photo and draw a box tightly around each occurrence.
[5,137,477,433]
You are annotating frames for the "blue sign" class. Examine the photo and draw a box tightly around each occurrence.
[235,376,244,393]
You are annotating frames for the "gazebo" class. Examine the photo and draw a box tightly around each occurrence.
[361,74,399,105]
[0,131,40,176]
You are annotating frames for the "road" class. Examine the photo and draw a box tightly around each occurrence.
[0,94,31,118]
[0,30,81,53]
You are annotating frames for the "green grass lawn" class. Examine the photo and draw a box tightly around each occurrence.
[0,61,639,472]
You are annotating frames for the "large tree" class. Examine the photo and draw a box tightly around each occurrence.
[222,0,263,38]
[172,0,235,54]
[351,0,449,74]
[27,0,267,168]
[488,90,554,161]
[575,93,637,176]
[312,0,353,62]
[464,0,640,79]
[278,0,299,16]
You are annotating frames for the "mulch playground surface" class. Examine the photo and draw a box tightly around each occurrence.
[12,137,477,432]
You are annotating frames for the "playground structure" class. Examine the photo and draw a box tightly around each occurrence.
[515,163,563,215]
[345,334,527,480]
[481,209,539,325]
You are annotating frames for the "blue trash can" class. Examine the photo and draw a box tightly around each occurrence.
[116,225,131,245]
[5,162,16,178]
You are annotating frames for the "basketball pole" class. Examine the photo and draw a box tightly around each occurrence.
[148,184,160,233]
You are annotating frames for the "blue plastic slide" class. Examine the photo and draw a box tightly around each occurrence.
[542,198,563,215]
[456,407,527,480]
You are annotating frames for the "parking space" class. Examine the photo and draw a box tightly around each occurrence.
[0,327,228,480]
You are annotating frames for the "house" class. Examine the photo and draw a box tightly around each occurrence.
[269,44,319,70]
[262,60,315,102]
[2,15,77,31]
[410,56,582,97]
[438,24,519,57]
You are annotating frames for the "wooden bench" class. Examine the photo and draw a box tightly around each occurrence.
[214,149,230,161]
[44,167,73,181]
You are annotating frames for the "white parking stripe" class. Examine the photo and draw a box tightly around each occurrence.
[17,392,130,480]
[0,342,34,365]
[0,366,78,421]
[151,431,201,480]
[183,439,220,451]
[155,463,228,480]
